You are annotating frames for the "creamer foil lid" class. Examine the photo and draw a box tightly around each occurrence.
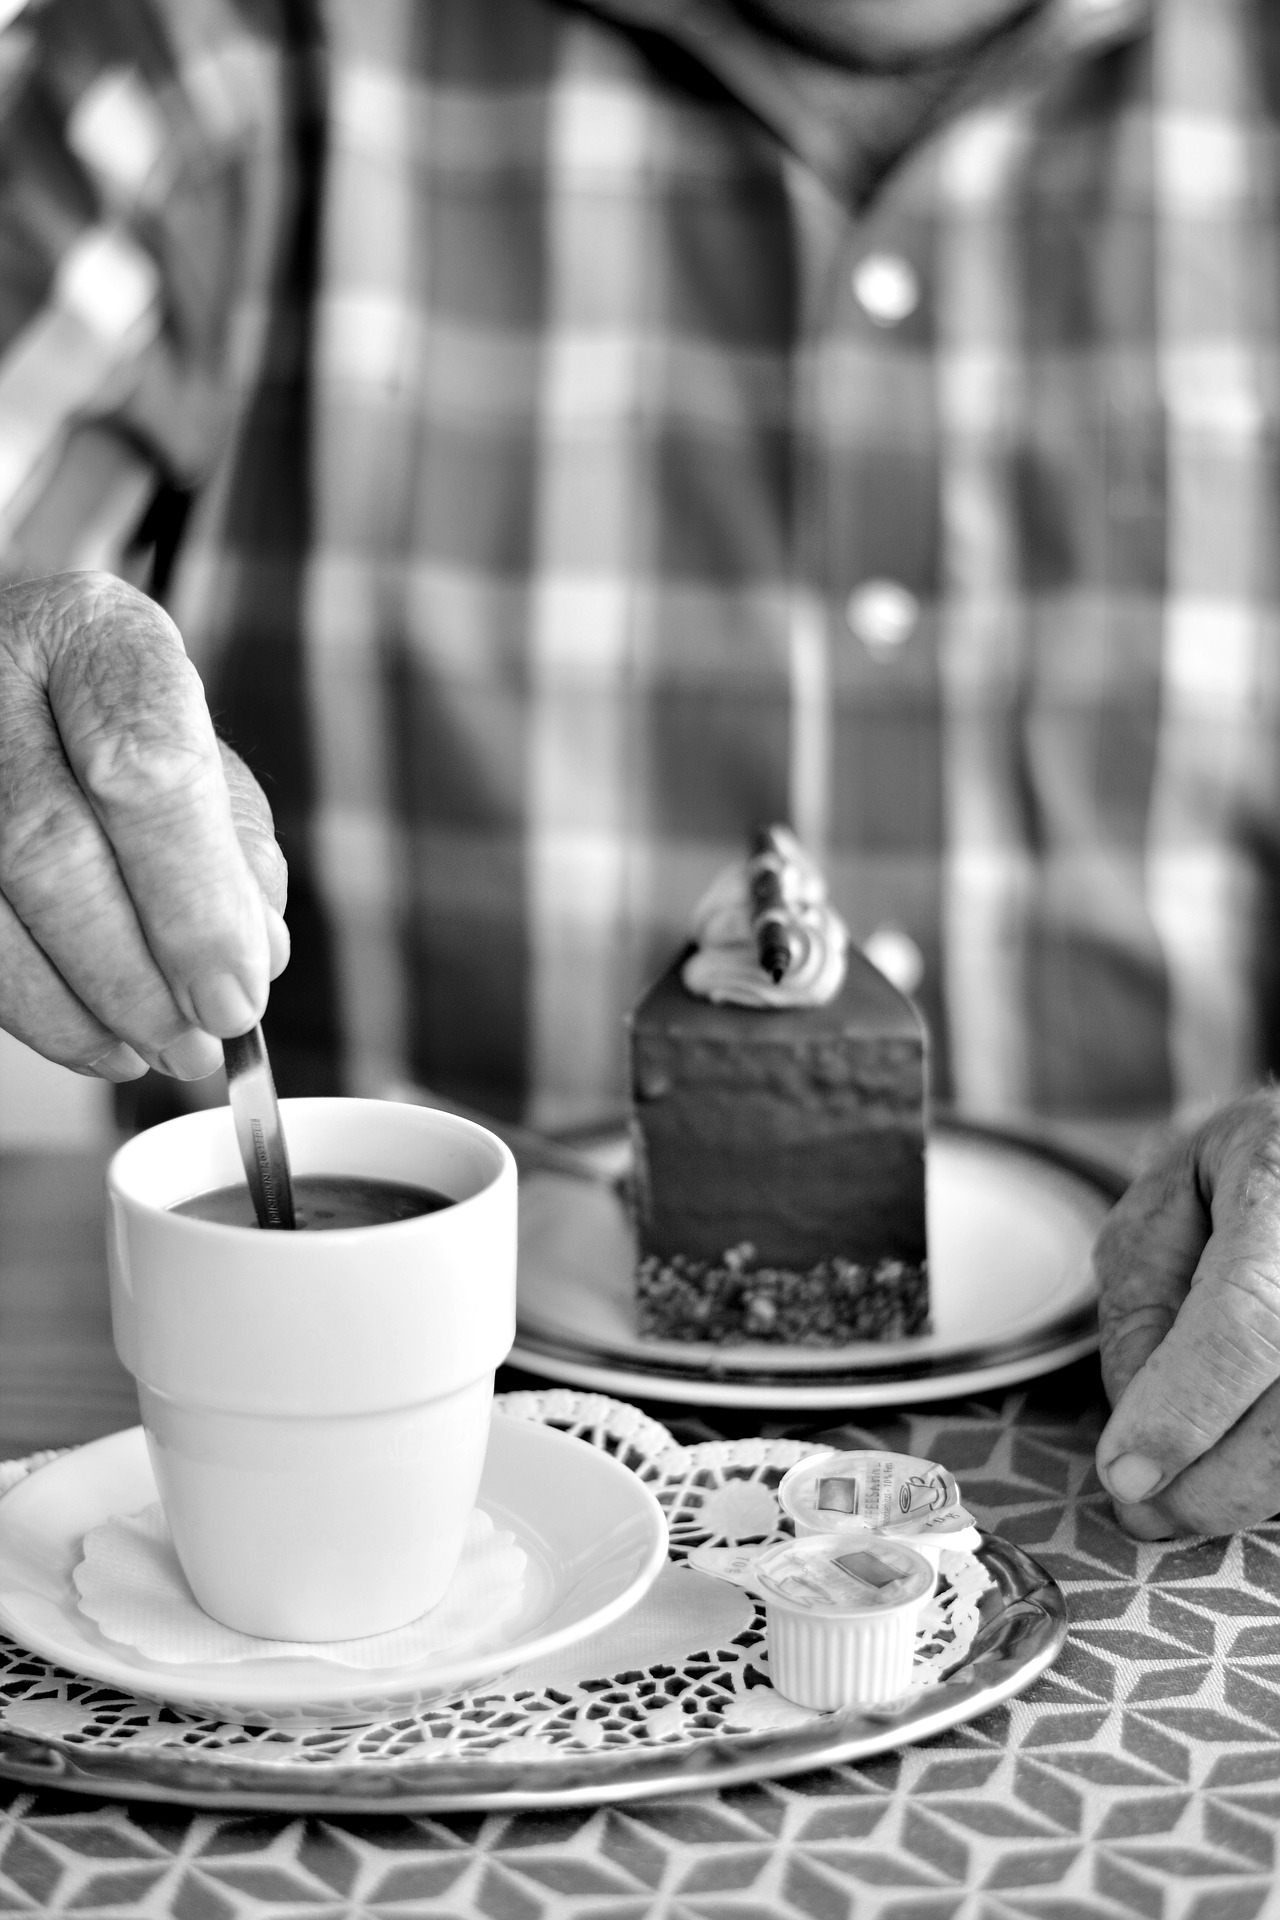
[685,1449,980,1601]
[779,1449,978,1542]
[687,1526,935,1616]
[755,1532,934,1616]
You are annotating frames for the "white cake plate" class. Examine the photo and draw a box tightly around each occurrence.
[510,1120,1124,1408]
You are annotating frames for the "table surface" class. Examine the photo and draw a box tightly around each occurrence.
[2,1135,1279,1920]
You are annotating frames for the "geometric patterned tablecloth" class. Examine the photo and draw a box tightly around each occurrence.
[2,1357,1277,1919]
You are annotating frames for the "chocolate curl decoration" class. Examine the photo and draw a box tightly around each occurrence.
[749,826,803,983]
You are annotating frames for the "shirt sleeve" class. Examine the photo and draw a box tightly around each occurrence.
[0,0,257,581]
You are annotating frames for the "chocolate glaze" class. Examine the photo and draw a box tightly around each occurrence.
[628,945,927,1269]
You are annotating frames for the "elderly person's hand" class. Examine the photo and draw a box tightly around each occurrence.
[1095,1089,1280,1537]
[0,572,288,1082]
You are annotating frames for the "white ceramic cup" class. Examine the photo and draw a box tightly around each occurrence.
[106,1097,517,1641]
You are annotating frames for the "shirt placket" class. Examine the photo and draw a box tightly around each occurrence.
[788,147,954,1099]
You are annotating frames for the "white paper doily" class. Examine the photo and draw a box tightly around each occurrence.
[73,1504,526,1668]
[0,1391,1063,1812]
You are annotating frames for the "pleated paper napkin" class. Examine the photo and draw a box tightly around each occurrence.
[73,1504,526,1669]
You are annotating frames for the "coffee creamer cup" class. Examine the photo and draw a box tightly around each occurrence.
[690,1528,936,1710]
[777,1449,983,1561]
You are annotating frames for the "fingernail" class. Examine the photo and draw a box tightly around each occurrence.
[188,972,260,1037]
[1103,1453,1164,1503]
[88,1043,149,1082]
[159,1030,225,1081]
[265,907,290,978]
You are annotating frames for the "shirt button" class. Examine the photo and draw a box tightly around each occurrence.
[851,252,921,326]
[863,928,925,997]
[844,579,920,657]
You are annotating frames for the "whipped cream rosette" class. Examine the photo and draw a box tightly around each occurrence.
[681,825,849,1008]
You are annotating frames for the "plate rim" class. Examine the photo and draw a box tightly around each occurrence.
[512,1116,1125,1408]
[0,1416,669,1716]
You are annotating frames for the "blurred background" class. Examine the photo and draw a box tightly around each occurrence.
[0,1032,111,1150]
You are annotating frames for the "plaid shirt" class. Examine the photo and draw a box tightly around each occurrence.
[2,0,1279,1129]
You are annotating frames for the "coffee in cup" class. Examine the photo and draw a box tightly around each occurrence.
[172,1173,455,1231]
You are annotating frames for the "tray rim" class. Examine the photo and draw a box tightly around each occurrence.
[0,1398,1069,1814]
[0,1534,1065,1813]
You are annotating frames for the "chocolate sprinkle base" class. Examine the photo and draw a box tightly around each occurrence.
[635,1242,930,1345]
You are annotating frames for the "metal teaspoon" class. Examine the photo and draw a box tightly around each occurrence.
[222,1023,297,1229]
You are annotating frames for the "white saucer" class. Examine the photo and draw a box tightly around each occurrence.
[511,1121,1121,1408]
[0,1414,667,1726]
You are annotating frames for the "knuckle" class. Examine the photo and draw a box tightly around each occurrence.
[1240,1131,1280,1203]
[1092,1233,1158,1320]
[2,571,175,674]
[1096,1309,1174,1410]
[220,749,287,910]
[256,840,289,914]
[1092,1204,1139,1272]
[0,780,93,895]
[1096,1296,1173,1352]
[1203,1090,1280,1192]
[51,1034,118,1071]
[1134,1384,1223,1454]
[86,970,189,1055]
[43,585,206,799]
[77,722,212,809]
[222,747,276,827]
[1206,1262,1280,1362]
[54,570,179,646]
[1092,1155,1206,1283]
[246,822,287,892]
[0,574,78,664]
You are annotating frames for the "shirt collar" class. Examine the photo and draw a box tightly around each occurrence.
[571,0,1152,209]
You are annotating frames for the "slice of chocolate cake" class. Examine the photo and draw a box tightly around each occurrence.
[627,873,929,1345]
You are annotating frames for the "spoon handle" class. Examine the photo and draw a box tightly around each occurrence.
[222,1025,297,1229]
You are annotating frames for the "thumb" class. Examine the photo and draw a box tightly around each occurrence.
[1095,1093,1280,1506]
